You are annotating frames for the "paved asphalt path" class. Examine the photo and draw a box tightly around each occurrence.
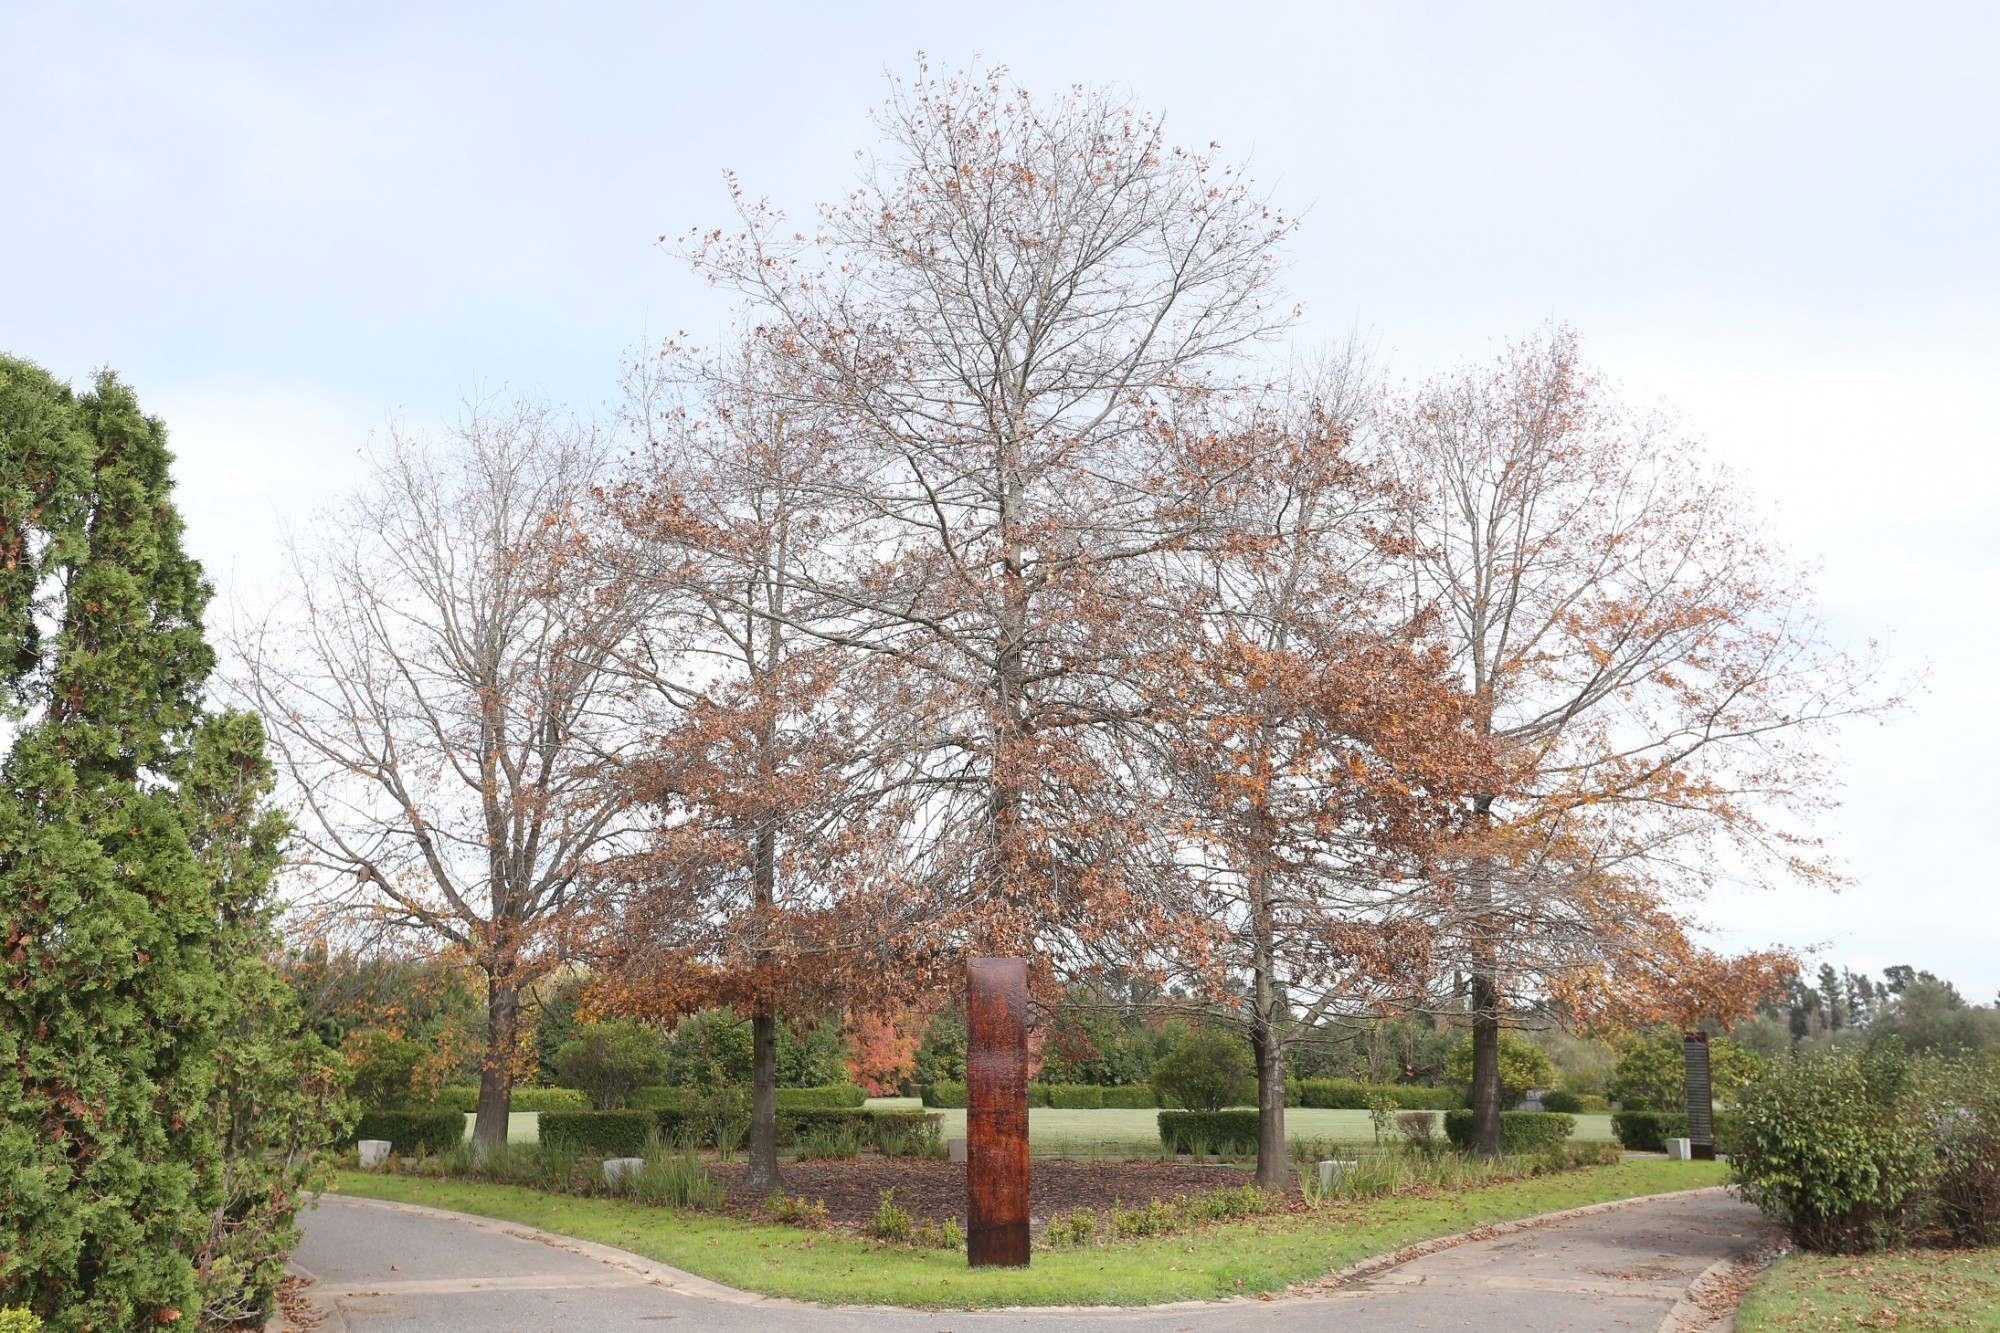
[288,1188,1768,1332]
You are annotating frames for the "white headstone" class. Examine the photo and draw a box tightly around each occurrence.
[603,1156,646,1186]
[1666,1137,1692,1161]
[946,1137,968,1163]
[357,1139,391,1169]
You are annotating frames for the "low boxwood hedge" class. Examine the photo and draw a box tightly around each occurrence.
[423,1085,590,1113]
[1099,1084,1158,1109]
[1611,1110,1687,1151]
[1158,1109,1261,1154]
[1290,1079,1466,1111]
[776,1083,866,1109]
[539,1109,655,1157]
[1046,1084,1103,1109]
[346,1109,466,1156]
[1539,1090,1584,1114]
[1443,1110,1576,1152]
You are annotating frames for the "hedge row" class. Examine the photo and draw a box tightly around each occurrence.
[1158,1110,1262,1154]
[625,1083,865,1112]
[921,1082,1162,1110]
[344,1110,467,1156]
[1611,1109,1744,1153]
[423,1085,590,1113]
[541,1107,941,1154]
[1287,1079,1466,1111]
[1442,1110,1577,1152]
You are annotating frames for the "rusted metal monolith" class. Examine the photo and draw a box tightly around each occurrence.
[966,956,1030,1267]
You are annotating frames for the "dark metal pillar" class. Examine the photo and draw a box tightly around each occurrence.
[1684,1030,1717,1161]
[966,957,1029,1267]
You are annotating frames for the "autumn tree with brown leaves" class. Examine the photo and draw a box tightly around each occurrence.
[1382,328,1885,1155]
[1151,364,1493,1188]
[239,403,645,1148]
[677,62,1295,986]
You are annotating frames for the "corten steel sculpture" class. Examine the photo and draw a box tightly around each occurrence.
[1683,1030,1717,1161]
[966,957,1030,1267]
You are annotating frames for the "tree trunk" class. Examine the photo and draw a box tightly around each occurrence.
[1250,1025,1290,1191]
[473,971,520,1150]
[1468,966,1503,1157]
[745,1009,782,1189]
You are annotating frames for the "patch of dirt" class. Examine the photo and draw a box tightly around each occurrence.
[270,1275,324,1331]
[709,1159,1266,1235]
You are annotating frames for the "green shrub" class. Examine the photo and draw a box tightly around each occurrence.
[1932,1063,2000,1246]
[1099,1085,1158,1109]
[1150,1029,1255,1111]
[1027,1083,1052,1108]
[1611,1110,1688,1152]
[1047,1084,1104,1109]
[921,1082,967,1109]
[1540,1090,1584,1114]
[1729,1049,1937,1253]
[1158,1109,1261,1154]
[780,1108,937,1148]
[538,1110,656,1158]
[0,1307,42,1333]
[627,1085,687,1112]
[1443,1110,1576,1152]
[776,1083,865,1109]
[346,1110,466,1157]
[554,1020,670,1111]
[426,1085,589,1113]
[1292,1079,1464,1111]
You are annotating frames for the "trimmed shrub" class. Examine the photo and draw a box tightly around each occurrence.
[538,1110,656,1158]
[779,1108,937,1148]
[1100,1085,1158,1109]
[1540,1090,1584,1114]
[346,1110,466,1157]
[1027,1083,1052,1108]
[1729,1050,1936,1253]
[776,1083,866,1110]
[1158,1110,1261,1154]
[1293,1079,1464,1111]
[921,1082,968,1109]
[426,1085,589,1113]
[1444,1110,1576,1152]
[1046,1084,1104,1109]
[1150,1029,1255,1111]
[627,1085,686,1112]
[555,1019,670,1111]
[1611,1110,1688,1152]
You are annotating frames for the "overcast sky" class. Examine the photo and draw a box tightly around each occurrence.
[5,2,1995,999]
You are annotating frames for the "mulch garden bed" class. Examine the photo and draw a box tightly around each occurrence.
[709,1158,1263,1235]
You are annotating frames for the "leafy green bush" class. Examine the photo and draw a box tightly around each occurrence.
[627,1085,686,1112]
[1540,1090,1584,1114]
[0,1307,41,1333]
[347,1110,467,1157]
[1932,1063,2000,1245]
[538,1110,656,1158]
[1729,1049,1936,1253]
[1047,1084,1104,1109]
[1610,1029,1765,1111]
[1099,1085,1158,1109]
[781,1108,937,1148]
[1444,1110,1576,1152]
[666,1008,752,1089]
[1150,1029,1255,1111]
[1611,1110,1688,1152]
[1158,1110,1261,1154]
[920,1082,967,1109]
[554,1020,670,1111]
[1027,1083,1052,1108]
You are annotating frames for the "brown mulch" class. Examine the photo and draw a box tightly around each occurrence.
[709,1158,1262,1235]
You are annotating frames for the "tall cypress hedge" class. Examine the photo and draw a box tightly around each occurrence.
[0,357,349,1330]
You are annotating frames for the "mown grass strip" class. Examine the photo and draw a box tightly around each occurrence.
[1737,1246,2000,1332]
[329,1158,1725,1307]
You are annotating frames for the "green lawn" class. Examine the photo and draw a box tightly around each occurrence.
[1737,1247,2000,1331]
[330,1157,1722,1306]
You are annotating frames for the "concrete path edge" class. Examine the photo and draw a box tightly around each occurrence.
[293,1182,1743,1320]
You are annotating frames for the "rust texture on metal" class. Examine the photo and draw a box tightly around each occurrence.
[965,956,1030,1267]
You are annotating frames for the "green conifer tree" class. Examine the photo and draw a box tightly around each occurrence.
[0,357,347,1329]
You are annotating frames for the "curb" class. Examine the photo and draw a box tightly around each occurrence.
[1656,1239,1785,1333]
[303,1182,1744,1316]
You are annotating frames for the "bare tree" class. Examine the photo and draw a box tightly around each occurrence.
[682,61,1295,977]
[1382,327,1892,1155]
[237,402,642,1148]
